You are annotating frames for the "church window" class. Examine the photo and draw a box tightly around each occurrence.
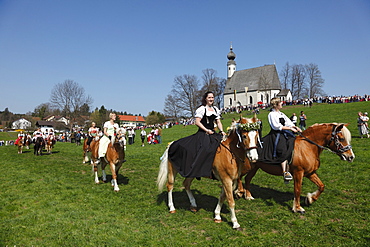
[249,96,253,105]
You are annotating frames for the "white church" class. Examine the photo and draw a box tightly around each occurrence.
[223,45,292,108]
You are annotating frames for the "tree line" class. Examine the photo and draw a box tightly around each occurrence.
[1,62,325,127]
[163,68,226,119]
[279,62,325,99]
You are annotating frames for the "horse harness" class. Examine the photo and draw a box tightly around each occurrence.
[297,124,352,155]
[213,122,260,164]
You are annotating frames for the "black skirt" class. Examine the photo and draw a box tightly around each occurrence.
[257,129,295,164]
[168,130,222,178]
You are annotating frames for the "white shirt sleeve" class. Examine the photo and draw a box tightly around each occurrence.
[195,106,206,118]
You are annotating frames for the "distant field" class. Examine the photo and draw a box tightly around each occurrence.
[0,101,369,246]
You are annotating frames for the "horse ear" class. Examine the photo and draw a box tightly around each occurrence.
[336,123,345,132]
[253,112,257,121]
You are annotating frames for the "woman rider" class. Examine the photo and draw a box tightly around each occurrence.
[168,91,226,178]
[258,97,302,182]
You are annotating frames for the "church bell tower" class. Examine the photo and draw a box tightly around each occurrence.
[227,44,236,79]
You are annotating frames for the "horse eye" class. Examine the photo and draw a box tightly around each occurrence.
[339,138,345,142]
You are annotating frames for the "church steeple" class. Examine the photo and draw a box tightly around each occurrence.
[227,43,236,79]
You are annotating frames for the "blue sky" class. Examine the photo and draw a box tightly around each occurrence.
[1,0,369,115]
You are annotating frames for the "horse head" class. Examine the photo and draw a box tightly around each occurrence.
[328,123,355,162]
[228,115,260,163]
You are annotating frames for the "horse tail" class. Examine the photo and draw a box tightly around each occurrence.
[157,142,173,191]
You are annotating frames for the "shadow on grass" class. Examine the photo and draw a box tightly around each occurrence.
[245,184,295,209]
[156,190,229,214]
[102,174,130,185]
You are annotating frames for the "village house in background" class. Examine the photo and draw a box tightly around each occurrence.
[11,118,32,130]
[118,115,146,128]
[223,45,292,108]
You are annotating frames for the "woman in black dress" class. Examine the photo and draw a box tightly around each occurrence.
[168,91,226,178]
[258,98,302,182]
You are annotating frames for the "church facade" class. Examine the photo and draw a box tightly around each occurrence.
[223,45,292,108]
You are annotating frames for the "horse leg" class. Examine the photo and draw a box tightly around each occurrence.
[305,173,325,206]
[92,158,100,184]
[109,161,119,192]
[244,166,259,200]
[215,180,241,230]
[292,170,305,213]
[101,159,107,183]
[214,187,226,223]
[234,178,245,199]
[166,162,177,213]
[183,178,197,212]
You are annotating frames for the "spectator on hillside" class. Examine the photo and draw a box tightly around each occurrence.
[299,111,307,130]
[290,113,297,126]
[358,112,369,138]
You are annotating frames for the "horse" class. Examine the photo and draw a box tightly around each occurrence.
[45,136,55,154]
[157,116,260,230]
[33,137,44,156]
[90,134,126,192]
[24,136,32,150]
[82,136,99,163]
[16,136,25,154]
[235,123,355,214]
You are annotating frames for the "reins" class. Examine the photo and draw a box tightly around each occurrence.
[297,126,352,155]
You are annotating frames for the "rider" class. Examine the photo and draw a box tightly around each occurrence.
[15,131,25,145]
[87,122,99,149]
[98,113,120,160]
[168,91,226,179]
[33,128,43,143]
[47,129,55,144]
[258,97,302,182]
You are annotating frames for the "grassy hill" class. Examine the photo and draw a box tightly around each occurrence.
[0,101,369,246]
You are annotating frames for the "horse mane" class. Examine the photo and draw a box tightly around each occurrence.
[305,123,351,143]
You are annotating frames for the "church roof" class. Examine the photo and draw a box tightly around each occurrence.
[224,64,281,94]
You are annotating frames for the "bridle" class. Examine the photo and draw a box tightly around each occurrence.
[215,121,260,163]
[298,124,352,155]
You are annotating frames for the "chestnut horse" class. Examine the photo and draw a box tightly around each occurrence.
[90,134,126,192]
[45,136,55,154]
[157,116,260,230]
[16,136,25,154]
[236,123,355,214]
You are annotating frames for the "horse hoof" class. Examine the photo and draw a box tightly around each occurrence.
[190,207,198,213]
[169,210,176,214]
[214,219,222,223]
[234,227,243,231]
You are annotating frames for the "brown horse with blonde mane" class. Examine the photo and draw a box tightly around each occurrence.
[157,116,260,230]
[16,136,25,154]
[236,123,355,214]
[90,134,126,192]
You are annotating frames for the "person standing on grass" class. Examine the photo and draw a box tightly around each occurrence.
[299,111,307,130]
[358,112,369,138]
[140,127,146,147]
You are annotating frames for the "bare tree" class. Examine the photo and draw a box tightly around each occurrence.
[290,64,306,100]
[50,79,93,130]
[279,62,290,90]
[163,94,182,121]
[200,68,226,108]
[305,63,325,98]
[171,74,199,117]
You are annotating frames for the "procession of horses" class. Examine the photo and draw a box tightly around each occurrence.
[16,115,355,230]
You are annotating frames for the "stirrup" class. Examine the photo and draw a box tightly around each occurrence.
[283,172,293,181]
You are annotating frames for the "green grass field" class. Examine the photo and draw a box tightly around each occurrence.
[0,101,369,246]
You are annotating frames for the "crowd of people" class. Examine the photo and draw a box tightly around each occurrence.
[222,94,370,115]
